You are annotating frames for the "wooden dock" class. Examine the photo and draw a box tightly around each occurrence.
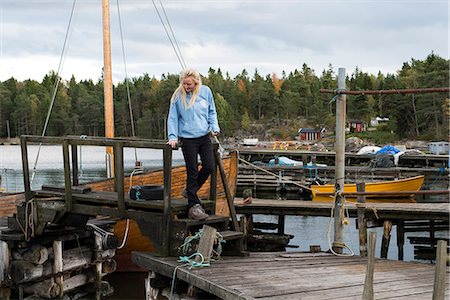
[234,199,450,221]
[132,251,449,299]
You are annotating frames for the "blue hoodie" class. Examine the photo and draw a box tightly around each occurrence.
[167,85,220,141]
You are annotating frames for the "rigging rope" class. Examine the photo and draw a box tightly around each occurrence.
[238,157,312,191]
[30,0,77,184]
[116,0,139,162]
[151,0,186,69]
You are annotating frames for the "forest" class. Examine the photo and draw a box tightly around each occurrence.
[0,53,448,143]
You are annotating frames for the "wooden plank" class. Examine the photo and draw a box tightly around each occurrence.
[132,251,445,300]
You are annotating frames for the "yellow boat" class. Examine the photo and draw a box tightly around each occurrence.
[310,175,425,202]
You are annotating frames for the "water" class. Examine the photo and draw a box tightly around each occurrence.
[1,145,446,263]
[0,144,185,191]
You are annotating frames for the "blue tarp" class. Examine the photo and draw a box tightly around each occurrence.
[376,145,400,155]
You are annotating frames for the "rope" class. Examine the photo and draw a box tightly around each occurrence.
[326,193,355,257]
[169,253,209,299]
[151,0,186,69]
[31,0,77,185]
[116,168,144,250]
[116,0,138,162]
[238,157,312,191]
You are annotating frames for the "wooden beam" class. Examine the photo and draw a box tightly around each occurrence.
[363,231,376,300]
[433,240,448,300]
[357,182,367,257]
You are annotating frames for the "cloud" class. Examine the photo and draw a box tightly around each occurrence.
[0,0,448,82]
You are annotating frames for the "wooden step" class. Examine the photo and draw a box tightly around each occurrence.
[174,215,229,226]
[219,230,244,241]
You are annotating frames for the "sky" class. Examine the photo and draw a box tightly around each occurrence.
[0,0,448,83]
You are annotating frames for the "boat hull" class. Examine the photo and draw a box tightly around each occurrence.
[85,151,238,271]
[310,175,424,202]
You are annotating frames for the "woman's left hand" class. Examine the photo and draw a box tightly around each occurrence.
[212,131,219,136]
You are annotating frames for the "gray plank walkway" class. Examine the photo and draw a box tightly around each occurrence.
[132,251,449,299]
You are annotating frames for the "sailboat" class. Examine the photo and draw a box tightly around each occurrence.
[0,0,239,273]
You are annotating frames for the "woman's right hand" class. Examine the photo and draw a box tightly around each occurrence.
[167,140,178,148]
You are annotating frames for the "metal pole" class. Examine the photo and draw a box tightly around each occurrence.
[333,67,346,253]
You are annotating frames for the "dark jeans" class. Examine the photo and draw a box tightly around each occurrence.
[180,134,215,208]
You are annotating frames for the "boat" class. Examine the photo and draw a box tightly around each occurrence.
[85,150,238,271]
[310,175,425,202]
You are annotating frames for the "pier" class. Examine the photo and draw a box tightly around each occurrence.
[132,250,449,299]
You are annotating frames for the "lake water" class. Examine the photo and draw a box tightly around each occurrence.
[0,145,447,262]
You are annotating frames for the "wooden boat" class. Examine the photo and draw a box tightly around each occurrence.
[84,150,238,271]
[310,175,424,202]
[0,150,238,272]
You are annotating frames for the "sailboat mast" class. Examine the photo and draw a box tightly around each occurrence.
[102,0,114,177]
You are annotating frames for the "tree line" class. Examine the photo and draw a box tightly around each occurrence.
[0,53,448,141]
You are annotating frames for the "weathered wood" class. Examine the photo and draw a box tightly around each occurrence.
[363,232,376,300]
[23,245,49,265]
[397,220,405,260]
[53,240,63,298]
[23,278,60,299]
[133,250,447,300]
[433,240,448,300]
[0,241,10,300]
[0,241,9,282]
[196,225,217,264]
[381,220,393,259]
[357,182,367,257]
[235,199,449,221]
[10,246,96,283]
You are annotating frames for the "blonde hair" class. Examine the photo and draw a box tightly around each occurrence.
[170,68,202,108]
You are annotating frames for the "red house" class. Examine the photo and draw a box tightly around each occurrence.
[347,119,366,133]
[297,128,325,141]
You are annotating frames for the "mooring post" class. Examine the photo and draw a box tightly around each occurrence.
[357,182,367,256]
[396,220,405,260]
[432,240,447,300]
[333,67,346,254]
[363,231,376,300]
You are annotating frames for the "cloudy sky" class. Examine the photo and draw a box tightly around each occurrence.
[0,0,448,83]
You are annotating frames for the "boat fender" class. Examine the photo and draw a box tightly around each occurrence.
[129,185,164,201]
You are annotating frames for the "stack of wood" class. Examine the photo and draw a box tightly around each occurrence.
[0,222,118,299]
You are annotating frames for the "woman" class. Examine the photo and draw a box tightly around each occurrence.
[167,68,220,220]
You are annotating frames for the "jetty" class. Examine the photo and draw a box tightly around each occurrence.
[132,250,449,299]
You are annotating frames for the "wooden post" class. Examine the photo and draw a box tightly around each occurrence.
[102,0,114,178]
[214,151,239,231]
[195,225,217,264]
[381,220,392,259]
[396,220,405,260]
[20,136,32,201]
[62,140,73,212]
[0,241,10,300]
[94,235,103,300]
[53,240,63,298]
[162,145,173,256]
[114,142,125,217]
[209,143,218,204]
[357,182,367,256]
[432,240,447,300]
[277,215,285,235]
[333,67,346,254]
[363,231,376,300]
[71,144,79,186]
